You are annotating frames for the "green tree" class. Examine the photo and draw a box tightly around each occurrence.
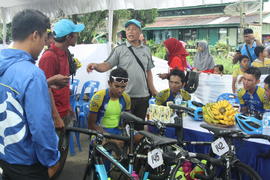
[111,9,158,43]
[130,9,158,27]
[0,23,12,43]
[70,11,108,44]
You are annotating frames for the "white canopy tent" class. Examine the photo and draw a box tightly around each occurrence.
[0,0,241,45]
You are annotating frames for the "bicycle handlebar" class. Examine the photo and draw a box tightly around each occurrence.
[66,127,129,142]
[169,104,194,112]
[121,112,182,129]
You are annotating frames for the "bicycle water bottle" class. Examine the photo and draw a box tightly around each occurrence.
[174,93,182,105]
[262,111,270,135]
[149,96,156,105]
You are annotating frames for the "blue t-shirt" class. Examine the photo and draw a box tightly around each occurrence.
[238,42,257,63]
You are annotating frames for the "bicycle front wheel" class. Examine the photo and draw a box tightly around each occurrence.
[229,161,262,180]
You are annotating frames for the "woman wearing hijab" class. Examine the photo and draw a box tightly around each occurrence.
[158,38,189,79]
[194,41,215,72]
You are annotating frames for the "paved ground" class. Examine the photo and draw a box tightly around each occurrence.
[57,134,89,180]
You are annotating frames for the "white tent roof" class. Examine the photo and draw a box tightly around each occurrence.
[0,0,240,23]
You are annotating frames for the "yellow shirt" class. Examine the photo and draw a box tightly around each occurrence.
[251,58,270,67]
[232,67,244,78]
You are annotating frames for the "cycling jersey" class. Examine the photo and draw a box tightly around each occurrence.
[89,89,131,133]
[155,88,191,106]
[153,88,191,138]
[238,86,270,113]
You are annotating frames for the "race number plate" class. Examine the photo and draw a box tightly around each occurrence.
[211,137,230,156]
[147,148,163,169]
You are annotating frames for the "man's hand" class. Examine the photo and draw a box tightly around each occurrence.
[53,115,65,129]
[87,63,97,73]
[48,74,70,89]
[48,162,60,178]
[151,89,158,97]
[157,73,168,80]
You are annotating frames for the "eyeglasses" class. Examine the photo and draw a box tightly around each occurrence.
[110,76,129,83]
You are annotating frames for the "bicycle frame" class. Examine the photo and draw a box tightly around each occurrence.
[83,122,152,180]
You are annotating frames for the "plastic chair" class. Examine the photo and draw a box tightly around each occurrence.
[70,79,80,112]
[68,79,80,155]
[73,80,100,153]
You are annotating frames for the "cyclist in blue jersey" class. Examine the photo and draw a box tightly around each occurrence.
[238,67,270,115]
[0,10,60,180]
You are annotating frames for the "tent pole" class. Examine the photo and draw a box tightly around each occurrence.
[1,8,7,46]
[107,0,114,53]
[108,9,113,45]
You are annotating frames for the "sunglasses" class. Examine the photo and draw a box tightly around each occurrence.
[110,76,129,83]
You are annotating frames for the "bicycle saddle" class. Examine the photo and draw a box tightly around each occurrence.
[200,123,241,136]
[139,131,177,146]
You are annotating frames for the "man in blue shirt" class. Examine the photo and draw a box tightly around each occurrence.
[238,28,261,63]
[0,9,60,180]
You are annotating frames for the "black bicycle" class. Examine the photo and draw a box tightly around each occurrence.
[169,104,270,180]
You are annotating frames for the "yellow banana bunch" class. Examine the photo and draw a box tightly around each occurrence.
[203,100,238,126]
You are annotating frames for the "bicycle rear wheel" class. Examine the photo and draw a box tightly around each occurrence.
[229,161,262,180]
[134,137,171,180]
[50,129,69,180]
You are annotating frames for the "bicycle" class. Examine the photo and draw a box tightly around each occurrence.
[121,111,220,180]
[121,111,182,180]
[170,104,270,180]
[66,127,134,180]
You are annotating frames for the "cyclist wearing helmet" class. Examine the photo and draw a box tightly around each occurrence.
[88,68,130,135]
[156,68,191,106]
[237,67,270,115]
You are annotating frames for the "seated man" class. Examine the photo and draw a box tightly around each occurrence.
[156,68,191,106]
[88,67,130,135]
[238,67,270,116]
[154,68,191,138]
[263,75,270,109]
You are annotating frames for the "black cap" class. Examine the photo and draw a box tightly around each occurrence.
[244,28,253,35]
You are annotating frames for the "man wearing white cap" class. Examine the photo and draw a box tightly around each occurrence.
[39,19,84,166]
[87,19,157,130]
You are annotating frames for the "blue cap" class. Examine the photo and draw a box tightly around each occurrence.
[124,19,141,29]
[53,19,85,38]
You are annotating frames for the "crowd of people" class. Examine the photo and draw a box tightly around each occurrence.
[1,8,270,180]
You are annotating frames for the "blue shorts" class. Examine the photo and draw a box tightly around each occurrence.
[103,127,122,135]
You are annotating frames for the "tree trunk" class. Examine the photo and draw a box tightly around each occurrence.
[112,14,120,43]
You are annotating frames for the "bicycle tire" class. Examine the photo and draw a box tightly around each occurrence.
[229,161,262,180]
[50,129,70,180]
[134,137,171,180]
[84,164,99,180]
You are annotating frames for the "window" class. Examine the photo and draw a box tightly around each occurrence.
[228,28,237,47]
[219,28,227,43]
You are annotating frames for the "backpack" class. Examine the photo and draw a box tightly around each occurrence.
[45,48,77,77]
[184,71,199,94]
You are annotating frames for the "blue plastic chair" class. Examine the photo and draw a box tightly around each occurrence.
[68,79,80,155]
[73,80,100,153]
[70,79,80,112]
